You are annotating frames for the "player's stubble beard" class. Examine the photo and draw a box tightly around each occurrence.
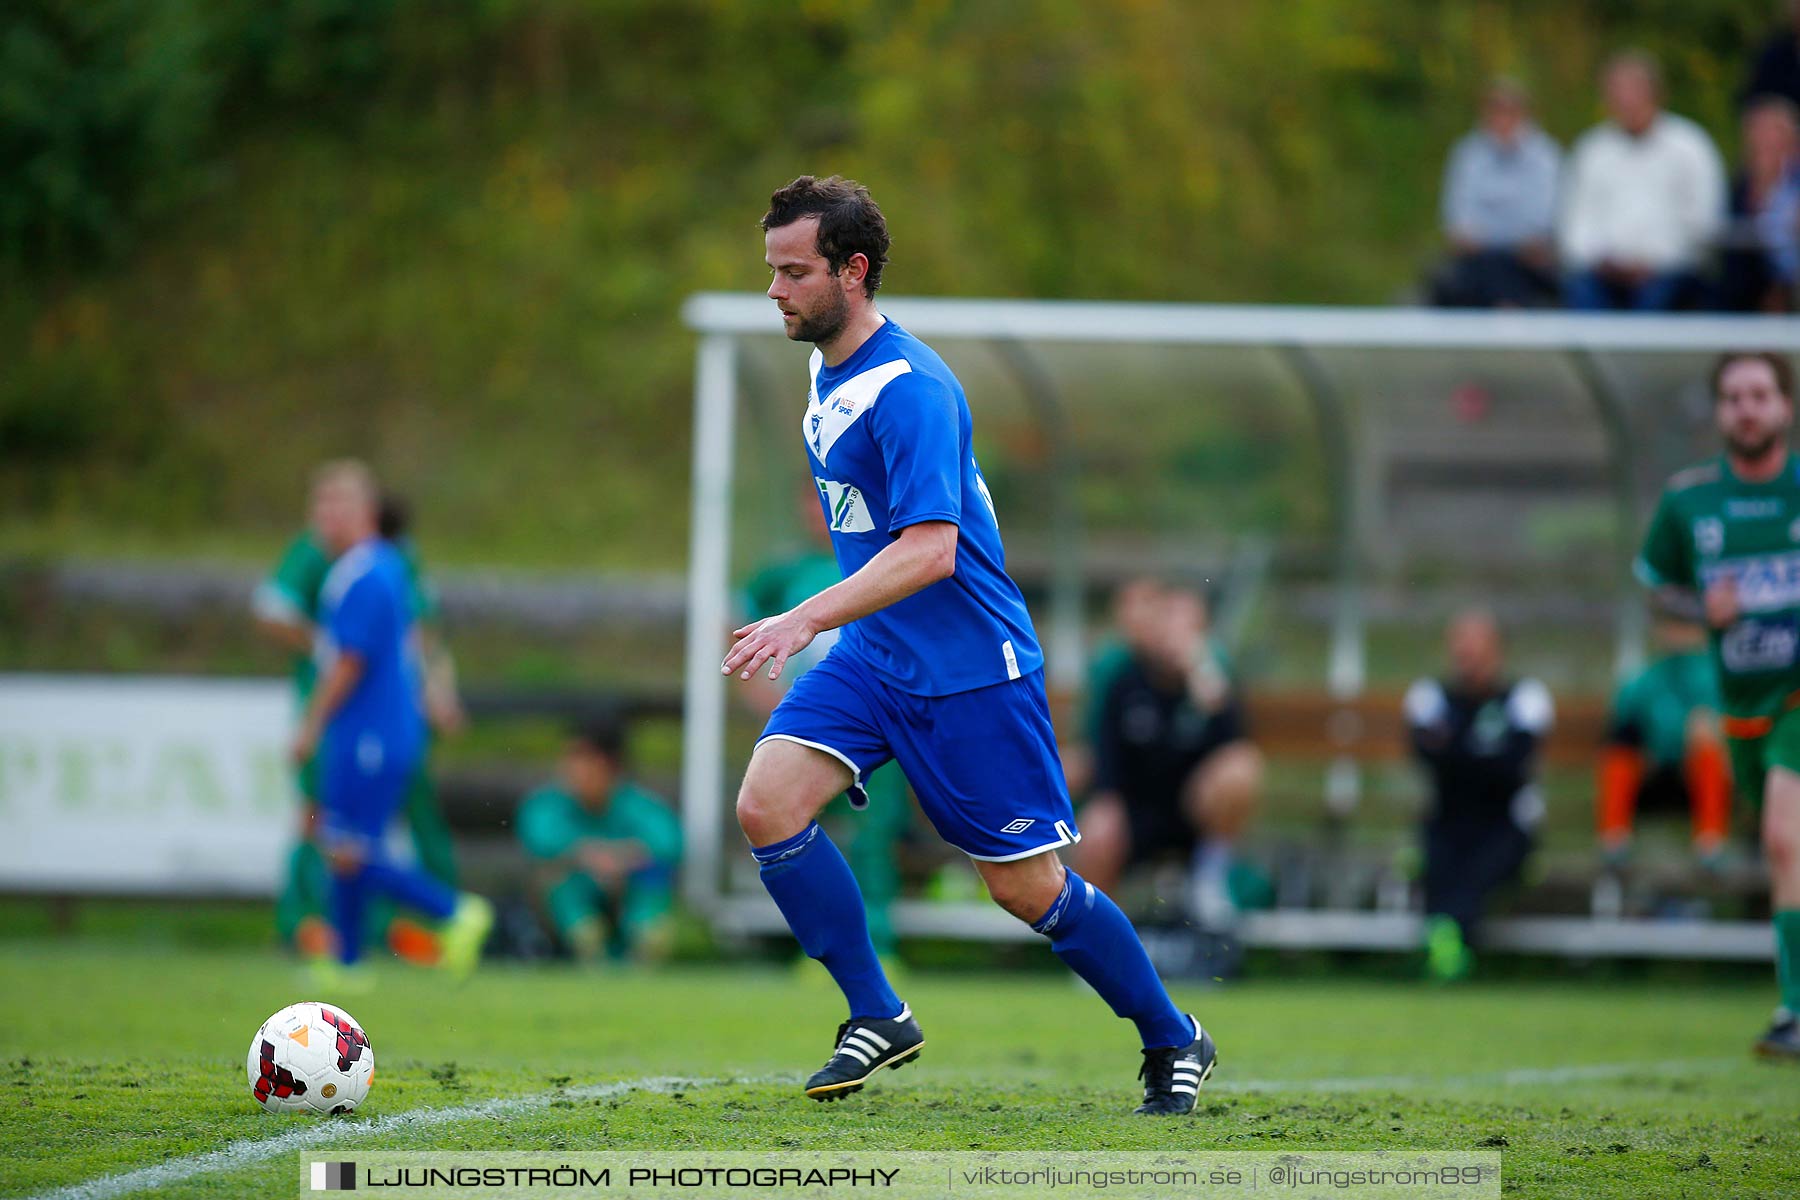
[1725,426,1787,464]
[790,282,851,346]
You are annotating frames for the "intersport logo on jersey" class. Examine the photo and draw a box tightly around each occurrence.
[1702,551,1800,611]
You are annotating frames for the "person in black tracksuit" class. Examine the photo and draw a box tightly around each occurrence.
[1404,609,1554,979]
[1076,584,1263,928]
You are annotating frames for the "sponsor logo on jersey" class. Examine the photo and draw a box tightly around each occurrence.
[815,477,876,533]
[1721,616,1800,673]
[1702,551,1800,612]
[1694,517,1725,557]
[1726,498,1782,519]
[1471,701,1510,754]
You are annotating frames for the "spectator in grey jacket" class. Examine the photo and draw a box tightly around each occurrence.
[1429,80,1562,308]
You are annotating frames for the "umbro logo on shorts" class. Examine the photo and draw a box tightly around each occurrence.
[1000,818,1035,834]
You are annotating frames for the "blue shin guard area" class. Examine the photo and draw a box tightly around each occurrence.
[754,822,902,1021]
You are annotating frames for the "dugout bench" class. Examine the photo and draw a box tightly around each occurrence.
[436,684,1774,962]
[707,687,1776,961]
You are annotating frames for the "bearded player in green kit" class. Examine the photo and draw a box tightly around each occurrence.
[1637,352,1800,1059]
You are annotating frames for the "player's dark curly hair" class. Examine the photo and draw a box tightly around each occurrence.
[1712,351,1795,401]
[761,175,890,297]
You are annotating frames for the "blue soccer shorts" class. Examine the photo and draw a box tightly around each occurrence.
[757,651,1080,862]
[318,730,421,858]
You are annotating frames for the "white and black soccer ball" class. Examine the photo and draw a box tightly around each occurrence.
[246,1002,374,1115]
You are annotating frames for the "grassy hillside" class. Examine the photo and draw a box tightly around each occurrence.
[2,0,1774,568]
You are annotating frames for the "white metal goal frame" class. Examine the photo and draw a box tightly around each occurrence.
[678,295,1800,959]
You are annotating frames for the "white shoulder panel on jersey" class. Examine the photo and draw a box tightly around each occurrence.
[804,358,914,465]
[320,542,377,611]
[251,579,304,624]
[1403,678,1447,728]
[1507,677,1555,734]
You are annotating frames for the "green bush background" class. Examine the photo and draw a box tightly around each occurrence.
[1,0,1776,567]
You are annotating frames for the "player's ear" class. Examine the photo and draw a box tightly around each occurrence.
[842,252,869,291]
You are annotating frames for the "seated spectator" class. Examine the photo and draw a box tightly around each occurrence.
[1560,51,1726,311]
[1428,79,1561,308]
[1404,610,1552,982]
[1083,575,1173,747]
[1597,611,1730,866]
[1721,96,1800,312]
[516,717,683,964]
[1741,1,1800,113]
[1075,583,1263,929]
[1059,576,1167,816]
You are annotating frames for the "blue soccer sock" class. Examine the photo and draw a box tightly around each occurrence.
[331,857,458,966]
[363,859,458,922]
[330,866,371,966]
[1033,867,1195,1050]
[753,822,902,1021]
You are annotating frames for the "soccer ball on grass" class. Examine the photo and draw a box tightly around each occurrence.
[246,1002,374,1114]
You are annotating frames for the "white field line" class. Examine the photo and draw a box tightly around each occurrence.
[23,1057,1738,1200]
[24,1073,776,1200]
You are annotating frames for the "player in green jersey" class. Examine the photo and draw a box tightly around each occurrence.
[1596,610,1729,866]
[516,717,683,963]
[253,462,464,966]
[1635,351,1800,1060]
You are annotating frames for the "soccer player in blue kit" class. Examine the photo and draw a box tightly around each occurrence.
[291,463,492,989]
[724,176,1216,1114]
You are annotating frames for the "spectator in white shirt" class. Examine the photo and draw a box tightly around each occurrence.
[1560,51,1727,311]
[1429,80,1562,308]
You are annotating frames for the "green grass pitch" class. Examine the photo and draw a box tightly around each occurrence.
[3,943,1797,1199]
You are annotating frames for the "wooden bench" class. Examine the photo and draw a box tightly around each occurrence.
[1243,688,1610,768]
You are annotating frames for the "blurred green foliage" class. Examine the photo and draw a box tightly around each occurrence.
[0,0,1778,566]
[2,0,403,263]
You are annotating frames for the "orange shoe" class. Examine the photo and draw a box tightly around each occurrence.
[296,916,336,960]
[387,917,442,966]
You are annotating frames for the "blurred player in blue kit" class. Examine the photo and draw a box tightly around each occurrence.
[724,176,1215,1114]
[288,462,492,990]
[255,468,463,967]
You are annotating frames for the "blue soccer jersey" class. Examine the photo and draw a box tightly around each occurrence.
[316,538,427,775]
[803,318,1042,696]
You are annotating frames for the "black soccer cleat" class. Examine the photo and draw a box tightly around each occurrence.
[1133,1017,1216,1115]
[804,1003,924,1101]
[1754,1009,1800,1062]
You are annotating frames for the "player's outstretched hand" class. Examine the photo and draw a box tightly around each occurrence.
[723,608,819,682]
